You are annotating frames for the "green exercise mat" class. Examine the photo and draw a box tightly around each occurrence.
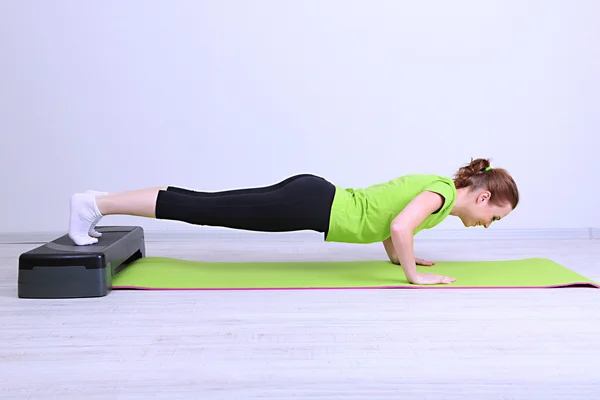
[110,257,599,290]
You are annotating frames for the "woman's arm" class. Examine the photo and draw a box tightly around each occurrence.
[389,191,456,285]
[382,236,399,264]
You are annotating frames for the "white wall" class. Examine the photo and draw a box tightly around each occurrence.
[0,0,598,234]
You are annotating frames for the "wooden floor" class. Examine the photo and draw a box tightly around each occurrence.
[1,233,600,399]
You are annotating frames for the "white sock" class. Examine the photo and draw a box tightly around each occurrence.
[69,192,104,245]
[85,190,108,237]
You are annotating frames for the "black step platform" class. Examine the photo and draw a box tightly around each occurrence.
[18,226,145,299]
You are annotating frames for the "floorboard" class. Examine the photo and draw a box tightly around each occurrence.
[1,235,599,399]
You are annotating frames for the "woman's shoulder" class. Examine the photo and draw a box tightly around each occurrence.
[383,173,455,186]
[380,174,456,202]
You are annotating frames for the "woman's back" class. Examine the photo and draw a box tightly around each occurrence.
[325,174,457,243]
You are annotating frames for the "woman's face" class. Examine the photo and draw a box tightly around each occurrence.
[462,190,513,228]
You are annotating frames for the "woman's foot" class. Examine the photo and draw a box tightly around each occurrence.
[68,192,104,245]
[69,186,166,245]
[85,190,108,237]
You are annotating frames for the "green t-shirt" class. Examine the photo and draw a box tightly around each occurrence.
[325,174,456,243]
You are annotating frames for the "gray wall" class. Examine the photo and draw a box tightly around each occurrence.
[0,0,597,234]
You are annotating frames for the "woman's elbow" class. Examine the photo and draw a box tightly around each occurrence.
[390,222,413,238]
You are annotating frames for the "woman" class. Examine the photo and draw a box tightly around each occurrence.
[68,158,519,285]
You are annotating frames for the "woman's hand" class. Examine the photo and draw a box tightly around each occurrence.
[389,257,435,266]
[383,238,436,267]
[410,272,455,285]
[415,257,435,266]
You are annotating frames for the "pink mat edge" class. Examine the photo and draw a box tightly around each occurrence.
[112,282,600,290]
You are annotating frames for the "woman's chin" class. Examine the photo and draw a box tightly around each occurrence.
[459,217,475,227]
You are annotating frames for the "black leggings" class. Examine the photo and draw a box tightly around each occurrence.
[155,174,336,234]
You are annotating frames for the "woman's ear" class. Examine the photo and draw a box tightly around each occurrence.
[478,190,491,204]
